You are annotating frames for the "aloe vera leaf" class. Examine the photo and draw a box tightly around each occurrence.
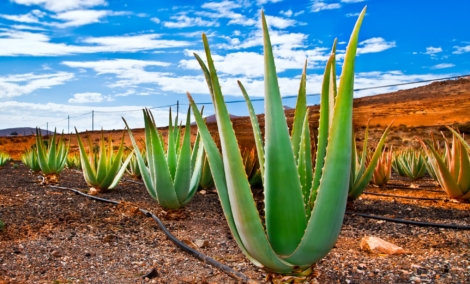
[188,92,292,272]
[419,139,463,198]
[329,39,338,126]
[309,54,335,206]
[261,11,307,256]
[48,130,58,171]
[75,128,98,186]
[166,108,178,181]
[108,148,134,190]
[457,139,470,194]
[357,120,371,179]
[123,116,157,200]
[190,131,201,173]
[349,120,394,199]
[450,134,461,181]
[194,54,216,106]
[95,133,108,183]
[291,61,308,160]
[447,127,470,152]
[145,109,180,208]
[99,133,126,189]
[181,140,204,206]
[35,128,51,174]
[298,108,313,208]
[286,7,366,266]
[174,107,192,202]
[238,81,265,182]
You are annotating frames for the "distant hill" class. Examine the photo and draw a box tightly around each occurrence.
[0,127,52,137]
[191,114,239,125]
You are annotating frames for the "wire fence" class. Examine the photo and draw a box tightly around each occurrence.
[7,73,469,136]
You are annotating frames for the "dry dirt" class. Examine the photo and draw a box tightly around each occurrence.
[1,162,470,283]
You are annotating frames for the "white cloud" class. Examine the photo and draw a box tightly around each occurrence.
[345,12,360,17]
[0,72,74,98]
[68,92,113,103]
[12,0,107,12]
[51,9,119,27]
[114,89,136,97]
[265,15,297,29]
[257,0,283,4]
[311,0,341,13]
[0,30,191,56]
[431,63,455,69]
[163,15,218,28]
[198,1,257,26]
[425,46,442,55]
[294,10,305,16]
[150,17,160,24]
[11,24,47,31]
[280,9,293,17]
[453,45,470,54]
[0,9,46,23]
[357,37,396,54]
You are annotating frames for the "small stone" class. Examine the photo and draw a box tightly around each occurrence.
[88,187,98,195]
[199,190,206,195]
[51,251,62,258]
[360,236,409,255]
[194,239,209,248]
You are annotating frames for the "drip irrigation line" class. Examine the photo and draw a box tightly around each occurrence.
[346,211,470,230]
[122,179,145,185]
[47,184,254,283]
[363,191,445,201]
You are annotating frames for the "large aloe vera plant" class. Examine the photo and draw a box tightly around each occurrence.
[186,9,366,274]
[348,121,393,199]
[420,128,470,200]
[75,129,133,193]
[123,108,204,209]
[35,128,69,183]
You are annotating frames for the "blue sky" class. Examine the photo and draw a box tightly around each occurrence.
[0,0,469,132]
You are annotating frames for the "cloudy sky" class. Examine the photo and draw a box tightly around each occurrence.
[0,0,469,132]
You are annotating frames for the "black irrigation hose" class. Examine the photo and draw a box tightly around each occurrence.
[363,191,445,201]
[346,211,470,230]
[47,185,254,283]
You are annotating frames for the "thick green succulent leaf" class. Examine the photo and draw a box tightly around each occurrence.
[95,133,108,183]
[108,149,134,190]
[261,10,307,256]
[35,128,51,174]
[188,92,291,272]
[447,127,470,152]
[420,138,463,198]
[329,39,338,126]
[349,120,394,199]
[298,109,313,208]
[238,81,265,183]
[310,54,335,207]
[457,140,470,194]
[123,117,157,200]
[291,61,308,160]
[174,108,192,202]
[75,129,98,186]
[145,109,180,208]
[167,108,178,181]
[287,7,366,266]
[181,140,204,206]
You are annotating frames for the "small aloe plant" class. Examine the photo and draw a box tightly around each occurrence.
[372,146,393,188]
[187,9,366,274]
[348,120,393,199]
[123,107,204,209]
[75,129,133,193]
[393,148,427,180]
[66,153,82,170]
[0,152,11,167]
[21,147,41,173]
[124,147,146,180]
[420,128,470,200]
[35,128,69,183]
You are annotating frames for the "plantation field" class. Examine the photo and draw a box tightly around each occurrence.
[0,162,469,283]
